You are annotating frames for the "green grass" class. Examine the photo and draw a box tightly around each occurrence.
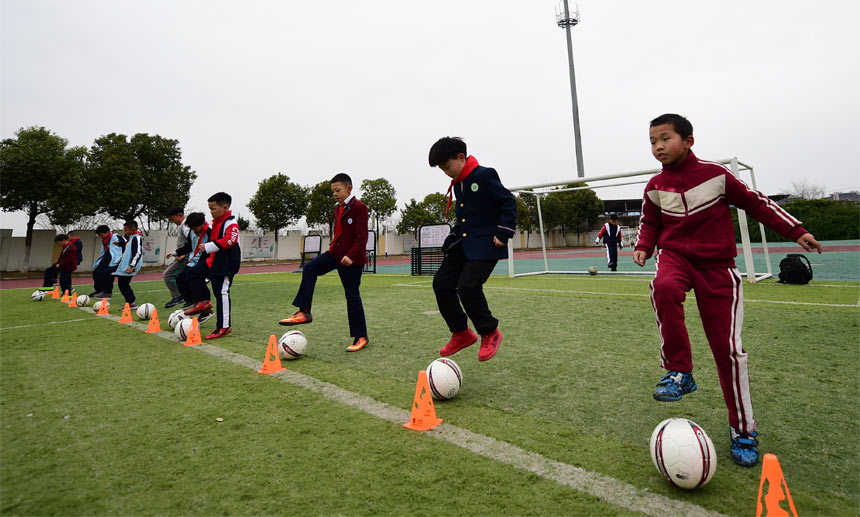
[1,273,858,515]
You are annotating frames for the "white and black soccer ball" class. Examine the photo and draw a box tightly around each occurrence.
[277,330,307,360]
[175,318,194,340]
[75,294,90,307]
[93,300,109,312]
[426,358,463,400]
[650,418,717,490]
[136,303,156,321]
[168,309,187,330]
[31,290,46,301]
[588,266,598,275]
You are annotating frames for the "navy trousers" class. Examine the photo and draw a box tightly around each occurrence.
[117,275,135,304]
[292,252,367,339]
[44,266,72,294]
[185,261,211,304]
[93,262,117,294]
[433,244,499,335]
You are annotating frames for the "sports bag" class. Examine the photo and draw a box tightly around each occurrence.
[777,254,813,285]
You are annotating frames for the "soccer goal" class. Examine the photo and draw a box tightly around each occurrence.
[507,158,774,283]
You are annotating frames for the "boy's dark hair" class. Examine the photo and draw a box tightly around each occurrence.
[184,212,206,228]
[609,213,618,220]
[95,225,110,234]
[208,192,232,206]
[428,136,467,167]
[166,206,184,217]
[123,220,138,229]
[67,230,77,237]
[330,173,352,186]
[650,114,693,139]
[55,234,69,242]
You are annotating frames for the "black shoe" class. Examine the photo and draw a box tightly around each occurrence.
[128,302,138,310]
[182,300,195,309]
[88,291,99,297]
[165,297,184,308]
[198,310,214,325]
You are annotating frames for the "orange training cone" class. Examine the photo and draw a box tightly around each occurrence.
[96,299,110,316]
[61,290,70,303]
[404,370,443,431]
[145,309,162,333]
[183,317,203,346]
[756,453,797,517]
[51,286,60,299]
[119,303,133,323]
[67,292,77,308]
[257,335,286,374]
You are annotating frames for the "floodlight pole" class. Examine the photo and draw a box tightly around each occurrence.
[557,0,585,178]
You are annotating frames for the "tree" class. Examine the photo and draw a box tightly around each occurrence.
[305,180,335,235]
[0,126,88,271]
[247,173,308,256]
[421,192,456,225]
[88,132,196,233]
[785,180,825,200]
[544,184,603,242]
[396,199,436,237]
[360,178,397,244]
[236,214,252,231]
[516,196,533,247]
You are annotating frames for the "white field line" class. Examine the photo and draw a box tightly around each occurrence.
[72,306,725,517]
[395,283,860,308]
[0,317,95,331]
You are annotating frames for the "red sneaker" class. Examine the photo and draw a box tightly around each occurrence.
[204,327,232,340]
[184,300,212,316]
[478,329,503,362]
[279,310,312,326]
[440,328,478,357]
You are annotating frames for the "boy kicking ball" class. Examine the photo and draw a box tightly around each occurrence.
[428,137,517,362]
[633,114,822,467]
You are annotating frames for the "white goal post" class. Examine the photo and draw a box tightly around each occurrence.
[507,157,773,283]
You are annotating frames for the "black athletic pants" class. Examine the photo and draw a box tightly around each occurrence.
[117,275,135,304]
[432,244,499,336]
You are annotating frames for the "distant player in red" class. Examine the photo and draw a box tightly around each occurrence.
[595,213,623,271]
[633,114,821,467]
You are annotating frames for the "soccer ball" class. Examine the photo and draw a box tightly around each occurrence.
[650,418,717,490]
[136,303,156,320]
[93,300,109,312]
[588,266,598,275]
[426,358,463,400]
[175,318,194,340]
[76,294,90,307]
[168,309,187,330]
[31,290,46,301]
[277,330,307,360]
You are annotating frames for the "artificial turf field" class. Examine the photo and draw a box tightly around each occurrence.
[1,270,858,515]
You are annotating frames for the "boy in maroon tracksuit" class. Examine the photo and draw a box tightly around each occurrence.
[633,114,821,467]
[42,234,78,295]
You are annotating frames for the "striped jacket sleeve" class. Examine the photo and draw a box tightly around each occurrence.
[725,172,808,241]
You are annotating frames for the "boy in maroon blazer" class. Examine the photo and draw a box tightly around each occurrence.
[279,173,370,352]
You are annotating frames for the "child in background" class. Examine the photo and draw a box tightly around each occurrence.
[163,207,190,308]
[113,220,143,309]
[41,234,78,295]
[92,225,124,298]
[175,212,212,323]
[595,213,623,271]
[633,113,822,467]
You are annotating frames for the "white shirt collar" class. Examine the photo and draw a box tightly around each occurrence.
[340,194,355,206]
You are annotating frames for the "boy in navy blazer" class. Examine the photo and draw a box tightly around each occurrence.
[429,137,517,361]
[279,173,370,352]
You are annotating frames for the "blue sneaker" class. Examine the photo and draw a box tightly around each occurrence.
[730,427,759,467]
[653,371,697,401]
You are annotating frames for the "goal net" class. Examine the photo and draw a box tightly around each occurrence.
[507,158,773,283]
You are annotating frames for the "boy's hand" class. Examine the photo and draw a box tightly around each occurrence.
[796,233,822,254]
[633,250,647,267]
[493,236,504,248]
[124,267,133,273]
[340,256,353,266]
[166,252,173,259]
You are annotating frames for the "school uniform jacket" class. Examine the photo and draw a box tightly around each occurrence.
[597,223,622,247]
[328,195,369,267]
[203,210,241,276]
[185,223,210,269]
[444,161,517,261]
[634,151,809,268]
[114,233,143,276]
[57,243,79,273]
[93,233,124,268]
[69,237,83,265]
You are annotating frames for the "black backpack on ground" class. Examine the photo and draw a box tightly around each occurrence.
[777,254,813,284]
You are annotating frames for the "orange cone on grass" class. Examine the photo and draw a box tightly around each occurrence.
[145,309,162,333]
[119,303,133,323]
[60,290,70,303]
[756,453,797,517]
[51,286,60,299]
[183,317,203,346]
[96,299,110,316]
[404,370,443,431]
[67,292,77,308]
[257,335,285,374]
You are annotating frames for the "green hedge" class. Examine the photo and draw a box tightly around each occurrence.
[732,199,860,242]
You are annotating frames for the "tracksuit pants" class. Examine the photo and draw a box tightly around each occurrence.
[649,249,755,434]
[604,242,619,270]
[433,244,499,336]
[117,275,135,304]
[185,261,211,304]
[292,252,367,339]
[92,262,117,294]
[163,258,187,299]
[210,275,233,329]
[44,266,72,294]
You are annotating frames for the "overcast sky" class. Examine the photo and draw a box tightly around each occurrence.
[2,0,858,235]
